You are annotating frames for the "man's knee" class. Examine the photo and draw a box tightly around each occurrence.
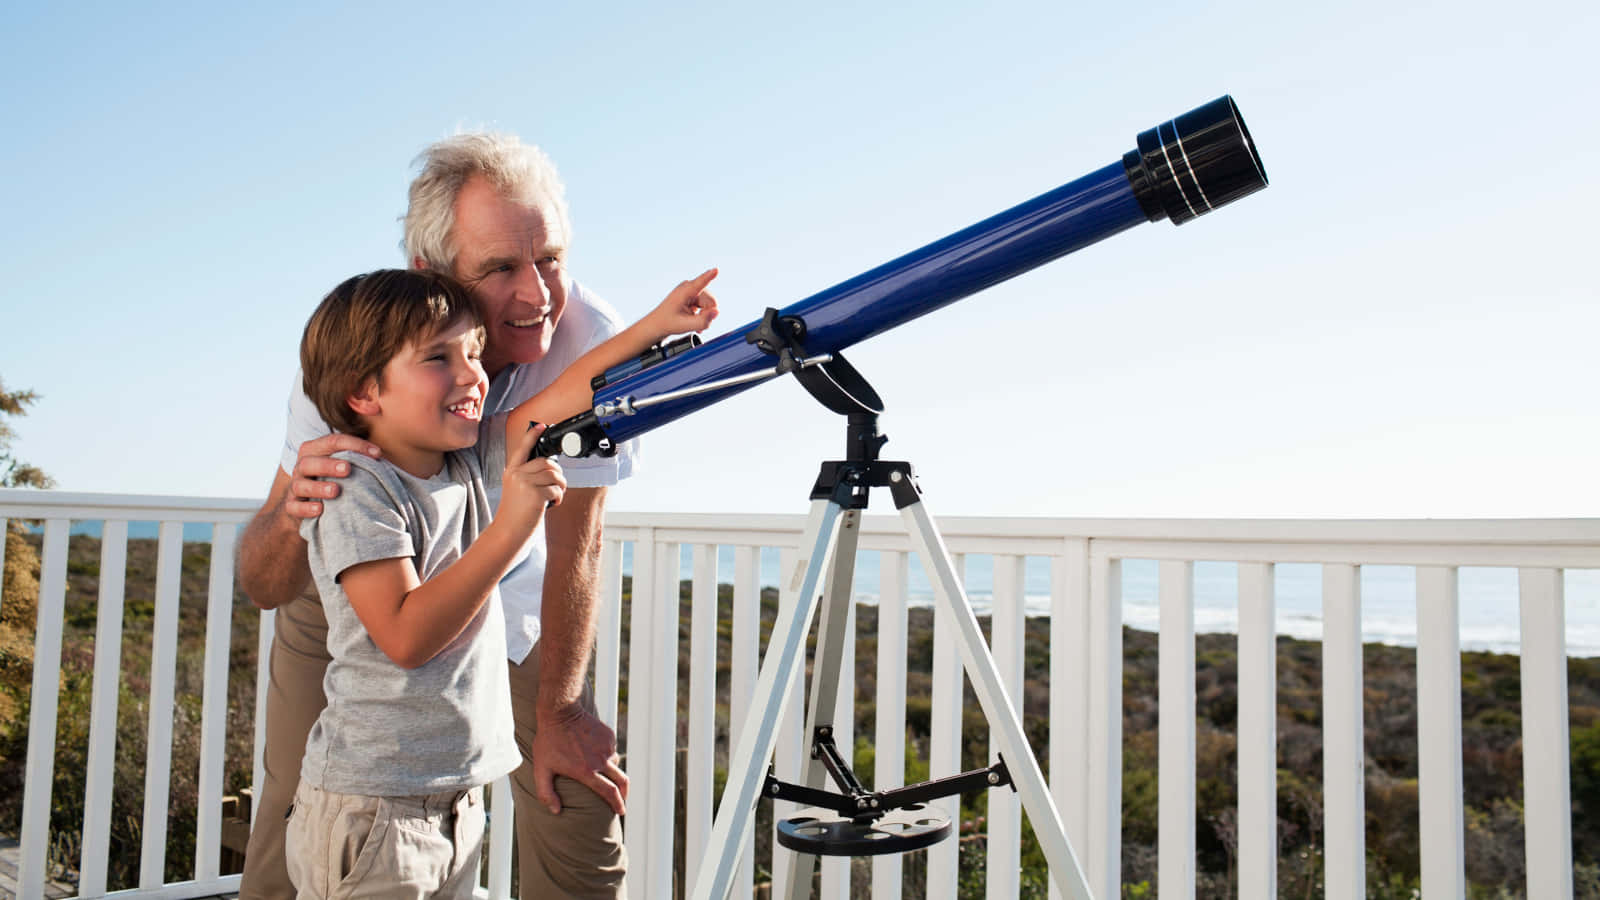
[510,773,626,898]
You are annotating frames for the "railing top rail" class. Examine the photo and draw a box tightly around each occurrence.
[0,488,262,523]
[603,510,1600,548]
[5,493,1598,555]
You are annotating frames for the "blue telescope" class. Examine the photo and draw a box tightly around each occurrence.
[538,95,1268,459]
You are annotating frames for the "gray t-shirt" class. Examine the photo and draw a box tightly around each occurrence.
[298,414,521,796]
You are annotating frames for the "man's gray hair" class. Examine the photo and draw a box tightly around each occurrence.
[403,132,572,273]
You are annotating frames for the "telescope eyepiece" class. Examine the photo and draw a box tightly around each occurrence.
[1123,95,1267,225]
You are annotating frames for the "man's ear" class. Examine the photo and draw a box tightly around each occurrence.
[412,255,430,271]
[347,376,382,417]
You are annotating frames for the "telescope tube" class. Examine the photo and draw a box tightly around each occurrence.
[566,95,1267,453]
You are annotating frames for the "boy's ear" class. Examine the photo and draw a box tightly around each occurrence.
[347,376,382,417]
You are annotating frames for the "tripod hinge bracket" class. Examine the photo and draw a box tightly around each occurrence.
[810,460,919,509]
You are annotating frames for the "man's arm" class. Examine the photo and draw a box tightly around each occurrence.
[529,485,630,816]
[237,433,381,610]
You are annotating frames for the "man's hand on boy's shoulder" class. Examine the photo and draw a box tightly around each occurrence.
[285,433,383,520]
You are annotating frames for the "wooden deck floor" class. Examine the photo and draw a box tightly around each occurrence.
[0,839,239,900]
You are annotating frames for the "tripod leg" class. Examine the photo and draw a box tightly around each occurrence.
[897,495,1096,900]
[689,499,845,900]
[778,508,865,900]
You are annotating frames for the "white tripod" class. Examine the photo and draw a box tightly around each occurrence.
[685,406,1095,900]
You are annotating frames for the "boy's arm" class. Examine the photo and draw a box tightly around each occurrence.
[337,513,534,668]
[502,268,720,438]
[338,425,564,668]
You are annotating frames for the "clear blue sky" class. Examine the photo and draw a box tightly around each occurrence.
[3,0,1597,518]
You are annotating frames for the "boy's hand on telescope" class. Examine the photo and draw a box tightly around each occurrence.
[284,432,383,520]
[500,423,566,533]
[647,267,720,337]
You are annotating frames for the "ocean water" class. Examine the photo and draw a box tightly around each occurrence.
[638,545,1600,658]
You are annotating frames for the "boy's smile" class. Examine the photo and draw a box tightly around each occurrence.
[357,318,488,478]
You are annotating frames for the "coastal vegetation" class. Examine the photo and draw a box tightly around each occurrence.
[1,532,1598,897]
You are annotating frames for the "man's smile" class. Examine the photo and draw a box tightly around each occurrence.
[507,307,552,329]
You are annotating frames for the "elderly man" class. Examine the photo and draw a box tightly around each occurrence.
[238,133,632,899]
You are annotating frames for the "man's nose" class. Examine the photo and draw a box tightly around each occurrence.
[513,264,550,305]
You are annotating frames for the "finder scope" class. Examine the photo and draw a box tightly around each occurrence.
[537,95,1267,459]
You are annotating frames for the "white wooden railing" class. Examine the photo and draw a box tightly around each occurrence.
[2,488,1594,899]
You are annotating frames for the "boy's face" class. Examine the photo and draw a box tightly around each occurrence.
[358,317,489,475]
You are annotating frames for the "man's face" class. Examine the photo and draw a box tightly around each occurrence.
[446,174,569,378]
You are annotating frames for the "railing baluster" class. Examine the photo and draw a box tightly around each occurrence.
[595,538,624,730]
[648,542,682,898]
[730,545,760,895]
[1321,563,1365,899]
[1237,561,1276,900]
[1049,538,1091,900]
[1087,555,1123,899]
[873,549,909,899]
[1519,567,1573,899]
[252,607,275,827]
[820,565,857,898]
[1159,559,1196,900]
[769,546,806,896]
[1416,565,1466,898]
[194,523,236,881]
[140,520,185,888]
[988,554,1026,900]
[685,543,719,888]
[18,518,68,900]
[624,530,656,899]
[485,776,513,897]
[926,553,966,900]
[80,519,128,897]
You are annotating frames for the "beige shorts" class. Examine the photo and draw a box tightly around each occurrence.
[284,780,484,900]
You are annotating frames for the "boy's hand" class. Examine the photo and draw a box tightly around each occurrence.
[647,267,720,338]
[500,424,567,533]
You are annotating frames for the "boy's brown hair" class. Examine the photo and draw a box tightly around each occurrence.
[300,269,484,438]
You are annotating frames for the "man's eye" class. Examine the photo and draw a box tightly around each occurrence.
[537,256,559,269]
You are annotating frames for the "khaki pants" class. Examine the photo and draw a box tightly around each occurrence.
[508,645,627,899]
[239,594,626,900]
[285,781,484,899]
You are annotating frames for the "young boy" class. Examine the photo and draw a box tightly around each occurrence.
[284,266,717,898]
